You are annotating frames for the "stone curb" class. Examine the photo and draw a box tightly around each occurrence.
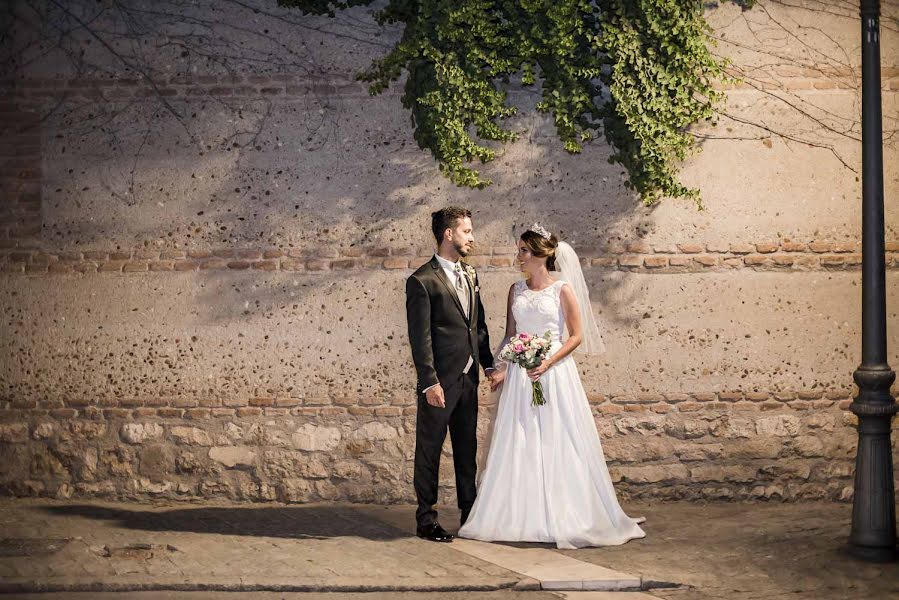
[363,505,647,593]
[556,593,662,599]
[452,538,642,592]
[0,581,522,594]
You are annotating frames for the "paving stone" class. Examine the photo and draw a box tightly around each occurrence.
[0,499,522,593]
[452,539,641,591]
[1,499,897,599]
[558,594,661,600]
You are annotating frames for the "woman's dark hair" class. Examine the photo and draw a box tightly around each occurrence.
[520,229,559,271]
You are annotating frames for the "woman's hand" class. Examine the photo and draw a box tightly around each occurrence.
[526,359,552,381]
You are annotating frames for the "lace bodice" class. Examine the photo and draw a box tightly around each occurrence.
[511,279,566,342]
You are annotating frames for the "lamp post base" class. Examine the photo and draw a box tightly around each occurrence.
[846,543,898,563]
[848,368,897,563]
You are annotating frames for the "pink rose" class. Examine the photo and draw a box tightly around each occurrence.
[518,333,531,341]
[513,343,525,353]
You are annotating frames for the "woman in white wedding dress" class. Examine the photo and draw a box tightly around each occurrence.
[457,224,645,550]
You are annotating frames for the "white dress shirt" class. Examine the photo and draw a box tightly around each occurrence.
[434,253,464,287]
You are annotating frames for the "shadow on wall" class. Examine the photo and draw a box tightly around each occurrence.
[40,503,408,541]
[21,0,657,258]
[5,0,657,404]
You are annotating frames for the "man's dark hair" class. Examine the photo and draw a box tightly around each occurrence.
[431,206,472,245]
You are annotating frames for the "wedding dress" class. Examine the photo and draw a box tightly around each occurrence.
[458,279,645,549]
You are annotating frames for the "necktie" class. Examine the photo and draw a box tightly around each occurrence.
[454,263,470,319]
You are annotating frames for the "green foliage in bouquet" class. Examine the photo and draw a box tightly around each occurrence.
[279,0,749,205]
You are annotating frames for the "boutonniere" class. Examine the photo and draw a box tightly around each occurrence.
[462,262,476,287]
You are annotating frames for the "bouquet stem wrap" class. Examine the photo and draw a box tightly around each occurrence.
[531,380,546,407]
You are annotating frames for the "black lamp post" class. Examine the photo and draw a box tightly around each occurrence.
[848,0,898,563]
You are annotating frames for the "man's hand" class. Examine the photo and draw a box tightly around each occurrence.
[425,384,446,408]
[487,369,505,392]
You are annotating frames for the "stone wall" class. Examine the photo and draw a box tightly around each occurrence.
[1,0,898,504]
[0,397,862,503]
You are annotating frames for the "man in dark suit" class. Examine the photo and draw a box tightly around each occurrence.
[406,206,497,543]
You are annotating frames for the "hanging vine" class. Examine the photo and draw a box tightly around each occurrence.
[279,0,753,204]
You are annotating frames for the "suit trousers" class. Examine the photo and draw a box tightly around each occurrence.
[414,369,479,527]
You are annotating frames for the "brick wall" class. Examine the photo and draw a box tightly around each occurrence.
[2,239,899,274]
[0,97,42,249]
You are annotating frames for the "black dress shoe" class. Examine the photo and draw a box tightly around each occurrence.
[416,522,454,542]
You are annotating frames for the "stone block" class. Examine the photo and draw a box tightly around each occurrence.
[139,444,175,481]
[0,444,30,480]
[31,422,56,440]
[689,465,759,482]
[682,419,710,439]
[823,462,853,478]
[805,412,836,431]
[603,436,674,463]
[101,446,136,477]
[731,438,783,459]
[292,424,341,451]
[792,435,825,457]
[716,417,755,438]
[613,415,665,435]
[756,414,800,437]
[133,477,173,495]
[171,426,213,446]
[351,422,399,441]
[298,457,330,479]
[209,445,257,468]
[30,446,69,479]
[79,447,99,481]
[176,450,202,473]
[0,423,29,443]
[673,442,724,461]
[333,460,364,479]
[120,422,164,444]
[279,477,313,503]
[614,464,689,483]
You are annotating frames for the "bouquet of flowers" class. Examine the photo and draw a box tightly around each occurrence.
[499,331,553,407]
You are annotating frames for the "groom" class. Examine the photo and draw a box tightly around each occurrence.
[406,206,497,543]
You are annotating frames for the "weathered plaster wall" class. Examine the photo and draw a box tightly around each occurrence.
[1,0,898,504]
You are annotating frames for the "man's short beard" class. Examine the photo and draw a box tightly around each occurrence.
[453,240,469,257]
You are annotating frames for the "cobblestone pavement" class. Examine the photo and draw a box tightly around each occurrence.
[1,498,897,599]
[563,501,899,600]
[0,499,521,593]
[5,593,561,600]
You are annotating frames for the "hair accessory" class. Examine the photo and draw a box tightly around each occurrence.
[528,223,551,240]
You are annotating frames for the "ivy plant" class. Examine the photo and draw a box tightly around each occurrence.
[279,0,750,204]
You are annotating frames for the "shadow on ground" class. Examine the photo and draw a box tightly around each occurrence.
[40,503,408,541]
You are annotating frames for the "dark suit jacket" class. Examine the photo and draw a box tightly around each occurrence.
[406,256,495,394]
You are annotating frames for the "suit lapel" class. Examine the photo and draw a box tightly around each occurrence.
[430,256,468,321]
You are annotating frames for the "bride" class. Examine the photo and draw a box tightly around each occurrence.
[457,224,645,549]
